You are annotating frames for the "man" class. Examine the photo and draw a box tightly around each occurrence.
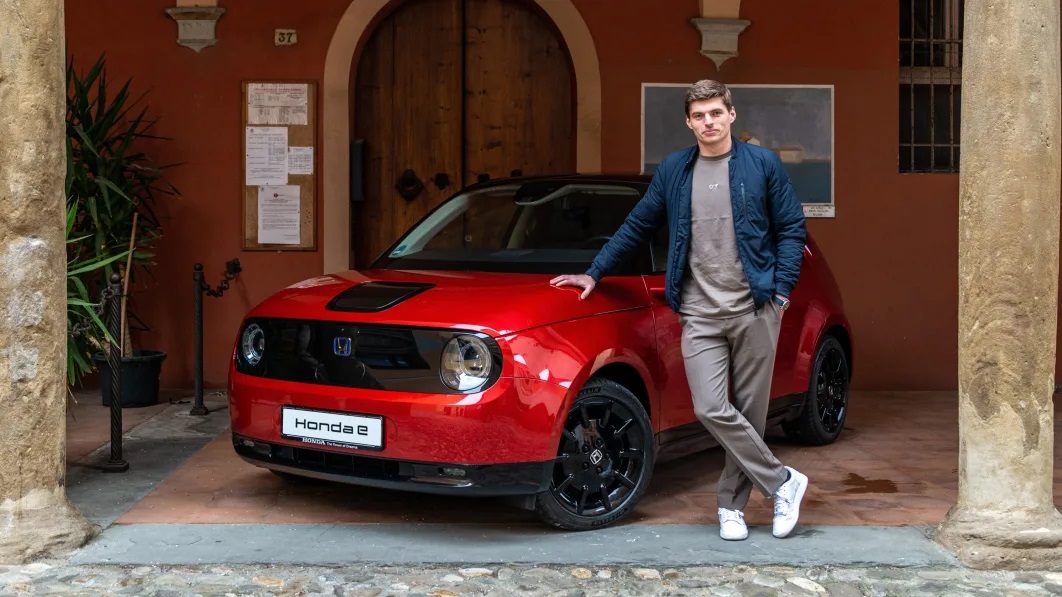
[549,79,809,540]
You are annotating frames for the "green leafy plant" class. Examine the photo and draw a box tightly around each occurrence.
[65,53,180,385]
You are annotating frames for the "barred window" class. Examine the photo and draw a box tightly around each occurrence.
[899,0,964,173]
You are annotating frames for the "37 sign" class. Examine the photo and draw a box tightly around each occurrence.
[274,29,297,46]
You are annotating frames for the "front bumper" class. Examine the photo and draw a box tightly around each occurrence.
[233,433,551,496]
[229,369,572,463]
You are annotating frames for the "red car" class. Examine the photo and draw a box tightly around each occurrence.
[228,174,852,531]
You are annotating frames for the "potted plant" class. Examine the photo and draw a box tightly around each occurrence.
[65,53,179,407]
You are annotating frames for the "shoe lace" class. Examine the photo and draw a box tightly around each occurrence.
[774,493,793,517]
[720,509,744,524]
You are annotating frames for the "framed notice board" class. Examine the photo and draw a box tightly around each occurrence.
[241,80,317,251]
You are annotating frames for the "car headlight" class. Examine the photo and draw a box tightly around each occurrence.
[240,323,265,366]
[440,335,492,391]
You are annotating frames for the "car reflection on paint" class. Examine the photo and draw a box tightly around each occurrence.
[227,174,853,531]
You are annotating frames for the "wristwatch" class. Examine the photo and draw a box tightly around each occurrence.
[773,295,790,311]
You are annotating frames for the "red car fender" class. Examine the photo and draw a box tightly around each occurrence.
[782,301,838,395]
[502,307,660,451]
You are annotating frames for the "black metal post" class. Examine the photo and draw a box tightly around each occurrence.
[102,274,129,472]
[190,259,241,416]
[190,263,208,416]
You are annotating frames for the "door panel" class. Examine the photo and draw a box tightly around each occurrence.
[352,0,574,268]
[354,0,462,268]
[644,273,699,434]
[463,0,573,184]
[392,0,463,245]
[352,15,395,269]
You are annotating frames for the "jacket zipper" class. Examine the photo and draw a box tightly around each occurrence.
[741,182,747,221]
[739,181,761,314]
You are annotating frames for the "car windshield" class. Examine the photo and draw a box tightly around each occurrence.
[371,179,649,275]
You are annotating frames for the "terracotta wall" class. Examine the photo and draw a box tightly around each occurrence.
[65,0,349,390]
[64,0,1042,391]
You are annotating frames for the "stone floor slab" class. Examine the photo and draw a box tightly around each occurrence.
[70,523,956,568]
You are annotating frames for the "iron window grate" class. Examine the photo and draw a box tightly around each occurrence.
[899,0,964,173]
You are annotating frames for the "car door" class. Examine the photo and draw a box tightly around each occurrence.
[643,222,809,440]
[642,224,702,438]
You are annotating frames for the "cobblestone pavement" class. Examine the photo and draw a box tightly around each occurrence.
[2,562,1060,596]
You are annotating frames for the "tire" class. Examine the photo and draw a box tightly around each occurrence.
[783,334,850,445]
[534,377,655,531]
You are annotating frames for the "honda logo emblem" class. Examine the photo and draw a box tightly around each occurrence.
[590,449,603,465]
[333,337,352,357]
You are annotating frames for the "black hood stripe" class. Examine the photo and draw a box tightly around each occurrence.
[326,282,435,313]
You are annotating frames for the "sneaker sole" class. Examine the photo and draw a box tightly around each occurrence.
[772,473,808,538]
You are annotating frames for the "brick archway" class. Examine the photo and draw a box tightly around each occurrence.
[320,0,603,273]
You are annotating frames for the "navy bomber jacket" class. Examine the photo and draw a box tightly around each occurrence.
[585,137,807,313]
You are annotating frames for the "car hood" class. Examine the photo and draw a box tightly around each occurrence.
[246,269,651,337]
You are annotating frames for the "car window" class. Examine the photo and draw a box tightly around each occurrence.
[375,181,654,275]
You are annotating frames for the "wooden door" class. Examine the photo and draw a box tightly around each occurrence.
[352,0,574,268]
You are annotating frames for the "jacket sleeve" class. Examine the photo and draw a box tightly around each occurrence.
[585,167,667,282]
[766,153,807,298]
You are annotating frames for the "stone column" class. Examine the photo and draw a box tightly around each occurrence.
[937,0,1062,570]
[0,0,95,563]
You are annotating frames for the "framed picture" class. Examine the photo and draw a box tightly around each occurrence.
[641,83,835,217]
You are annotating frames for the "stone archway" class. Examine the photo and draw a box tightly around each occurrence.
[320,0,602,273]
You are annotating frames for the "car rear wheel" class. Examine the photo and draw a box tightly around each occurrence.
[534,377,655,531]
[784,334,850,445]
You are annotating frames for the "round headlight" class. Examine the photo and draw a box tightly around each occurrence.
[440,335,492,391]
[241,323,265,366]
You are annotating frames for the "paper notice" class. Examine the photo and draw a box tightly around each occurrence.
[288,146,314,175]
[248,83,308,125]
[245,127,288,185]
[258,185,301,245]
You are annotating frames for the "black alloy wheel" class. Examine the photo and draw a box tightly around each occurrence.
[534,377,655,531]
[784,334,850,445]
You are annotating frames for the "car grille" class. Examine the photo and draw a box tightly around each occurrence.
[234,318,500,394]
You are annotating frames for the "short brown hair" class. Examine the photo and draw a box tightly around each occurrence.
[685,79,733,115]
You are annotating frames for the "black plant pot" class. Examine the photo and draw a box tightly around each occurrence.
[92,349,168,408]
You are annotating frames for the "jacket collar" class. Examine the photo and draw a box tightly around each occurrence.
[682,135,744,168]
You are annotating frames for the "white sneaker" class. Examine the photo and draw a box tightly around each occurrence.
[718,508,748,541]
[772,466,808,538]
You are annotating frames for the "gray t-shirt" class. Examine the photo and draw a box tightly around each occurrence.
[679,150,755,318]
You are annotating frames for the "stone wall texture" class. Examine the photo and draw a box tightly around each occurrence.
[939,0,1062,570]
[0,0,94,563]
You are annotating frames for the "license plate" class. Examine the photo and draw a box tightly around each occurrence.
[281,407,383,450]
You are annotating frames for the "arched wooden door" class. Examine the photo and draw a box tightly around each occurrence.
[351,0,575,268]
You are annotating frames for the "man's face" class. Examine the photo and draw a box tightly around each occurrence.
[686,98,735,145]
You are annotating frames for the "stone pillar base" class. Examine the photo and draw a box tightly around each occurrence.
[936,508,1062,571]
[0,488,96,564]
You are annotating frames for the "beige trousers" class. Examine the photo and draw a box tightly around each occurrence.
[679,305,788,510]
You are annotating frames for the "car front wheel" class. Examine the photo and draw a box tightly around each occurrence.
[534,377,655,531]
[784,334,850,445]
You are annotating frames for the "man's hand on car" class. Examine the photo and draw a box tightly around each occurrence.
[550,274,596,299]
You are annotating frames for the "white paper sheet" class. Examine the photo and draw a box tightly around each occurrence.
[258,185,301,245]
[288,146,314,175]
[248,83,308,125]
[245,127,288,185]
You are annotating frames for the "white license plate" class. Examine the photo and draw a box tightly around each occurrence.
[281,407,383,449]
